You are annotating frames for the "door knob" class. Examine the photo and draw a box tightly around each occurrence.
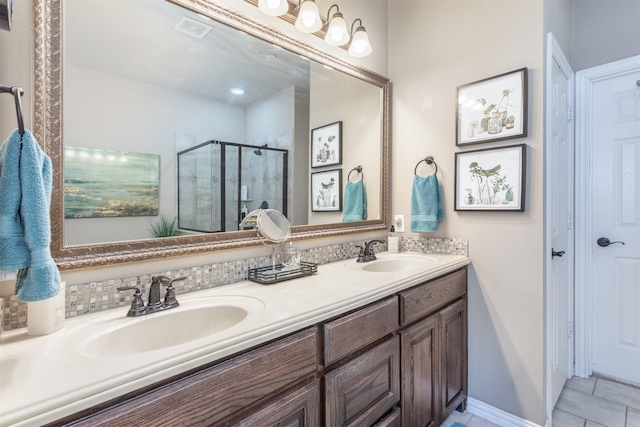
[552,249,565,258]
[597,237,625,247]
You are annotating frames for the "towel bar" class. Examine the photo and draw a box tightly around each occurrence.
[414,156,438,176]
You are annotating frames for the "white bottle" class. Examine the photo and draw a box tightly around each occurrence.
[27,281,66,336]
[241,204,248,220]
[388,226,399,253]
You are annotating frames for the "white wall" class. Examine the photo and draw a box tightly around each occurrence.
[0,0,32,139]
[246,85,307,222]
[389,0,545,424]
[571,0,640,71]
[63,66,247,245]
[543,0,573,60]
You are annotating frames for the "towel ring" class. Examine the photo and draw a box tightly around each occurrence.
[414,156,438,176]
[348,165,364,182]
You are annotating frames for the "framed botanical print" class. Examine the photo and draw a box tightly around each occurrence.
[456,68,528,146]
[311,121,342,168]
[311,169,342,212]
[454,144,526,211]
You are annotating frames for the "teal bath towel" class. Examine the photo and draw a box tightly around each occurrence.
[411,173,443,232]
[0,129,61,302]
[343,180,367,222]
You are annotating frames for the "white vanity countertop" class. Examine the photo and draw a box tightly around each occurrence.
[0,252,469,426]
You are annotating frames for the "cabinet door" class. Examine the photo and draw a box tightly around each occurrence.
[439,299,467,420]
[400,314,439,427]
[324,336,400,427]
[232,380,319,427]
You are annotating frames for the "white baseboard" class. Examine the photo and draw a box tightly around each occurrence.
[467,398,546,427]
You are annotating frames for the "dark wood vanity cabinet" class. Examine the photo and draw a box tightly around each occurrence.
[63,328,319,427]
[399,268,468,426]
[55,267,467,427]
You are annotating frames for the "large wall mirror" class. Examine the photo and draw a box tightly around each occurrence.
[34,0,389,269]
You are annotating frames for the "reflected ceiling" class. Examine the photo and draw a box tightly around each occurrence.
[65,0,311,106]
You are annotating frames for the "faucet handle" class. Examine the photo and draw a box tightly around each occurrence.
[117,286,146,317]
[163,277,187,309]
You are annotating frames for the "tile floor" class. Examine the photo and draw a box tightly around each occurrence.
[440,376,640,427]
[441,409,499,427]
[554,376,640,427]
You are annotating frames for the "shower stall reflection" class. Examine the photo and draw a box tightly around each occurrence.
[178,140,288,232]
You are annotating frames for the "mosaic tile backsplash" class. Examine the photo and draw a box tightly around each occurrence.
[1,237,467,331]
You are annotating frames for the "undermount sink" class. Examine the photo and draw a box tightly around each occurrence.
[346,253,438,273]
[46,296,265,358]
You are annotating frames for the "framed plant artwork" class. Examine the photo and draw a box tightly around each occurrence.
[311,121,342,168]
[311,169,342,212]
[454,144,526,211]
[456,68,528,146]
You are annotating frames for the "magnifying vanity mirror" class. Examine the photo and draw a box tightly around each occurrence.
[34,0,389,269]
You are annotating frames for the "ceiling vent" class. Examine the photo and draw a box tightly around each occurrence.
[175,16,213,39]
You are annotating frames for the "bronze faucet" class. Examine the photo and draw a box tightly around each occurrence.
[356,239,385,263]
[117,276,186,317]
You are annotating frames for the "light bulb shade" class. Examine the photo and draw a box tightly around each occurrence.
[324,12,350,46]
[258,0,289,16]
[348,27,372,57]
[295,0,322,33]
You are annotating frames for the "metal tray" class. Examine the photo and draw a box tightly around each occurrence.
[247,261,318,285]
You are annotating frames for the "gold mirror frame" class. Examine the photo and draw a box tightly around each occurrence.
[34,0,390,270]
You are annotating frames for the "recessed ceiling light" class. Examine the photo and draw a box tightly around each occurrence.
[230,88,245,95]
[265,53,277,61]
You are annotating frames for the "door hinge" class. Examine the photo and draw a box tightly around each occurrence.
[567,106,574,121]
[567,214,573,230]
[568,322,574,338]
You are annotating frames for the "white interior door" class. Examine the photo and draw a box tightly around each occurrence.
[547,37,574,408]
[591,67,640,385]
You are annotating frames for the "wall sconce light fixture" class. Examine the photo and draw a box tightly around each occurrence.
[324,4,349,47]
[348,18,372,57]
[258,0,289,16]
[250,0,372,57]
[295,0,322,33]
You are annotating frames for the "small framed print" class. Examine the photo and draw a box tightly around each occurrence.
[311,121,342,168]
[456,68,528,146]
[311,169,342,212]
[454,144,526,211]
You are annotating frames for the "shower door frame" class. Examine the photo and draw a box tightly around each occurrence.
[177,140,289,233]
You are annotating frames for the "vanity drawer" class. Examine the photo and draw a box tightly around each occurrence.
[323,297,399,365]
[324,336,401,427]
[70,328,318,426]
[400,268,466,326]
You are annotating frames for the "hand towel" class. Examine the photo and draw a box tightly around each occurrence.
[0,129,30,270]
[411,173,443,232]
[342,180,367,222]
[0,130,61,302]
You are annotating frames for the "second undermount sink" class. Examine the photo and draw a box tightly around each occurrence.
[46,296,265,358]
[346,252,439,273]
